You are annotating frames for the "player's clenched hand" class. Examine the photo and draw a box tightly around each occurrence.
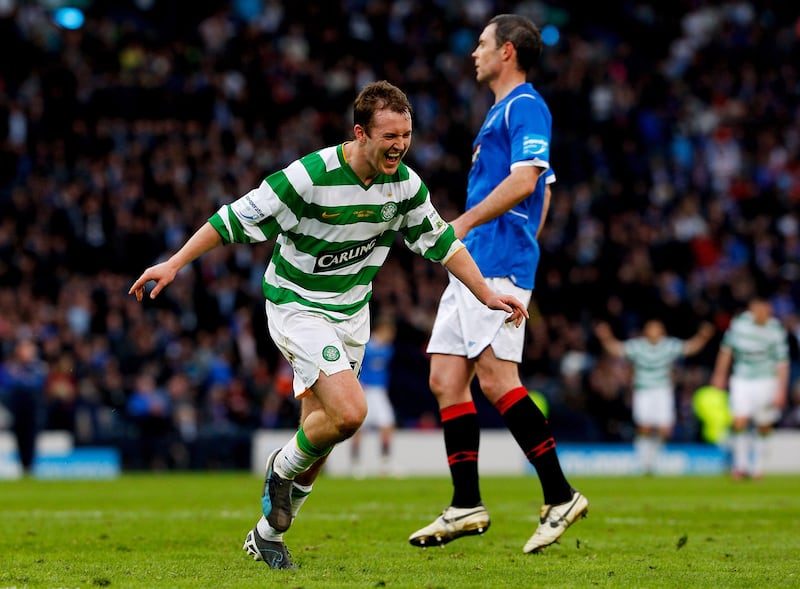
[128,261,180,302]
[485,293,529,327]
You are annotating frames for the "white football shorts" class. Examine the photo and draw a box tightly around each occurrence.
[729,376,780,426]
[361,385,396,429]
[426,275,531,362]
[266,300,369,398]
[632,386,675,428]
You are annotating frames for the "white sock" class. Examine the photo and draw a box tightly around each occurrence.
[731,431,749,473]
[380,454,392,475]
[650,436,663,473]
[635,435,658,474]
[290,481,313,516]
[752,434,768,476]
[256,515,279,541]
[634,436,648,473]
[256,482,314,541]
[274,432,326,479]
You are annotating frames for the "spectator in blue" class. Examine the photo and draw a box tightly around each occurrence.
[0,339,49,475]
[126,371,173,469]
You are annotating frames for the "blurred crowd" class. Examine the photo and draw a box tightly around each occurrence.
[1,0,799,469]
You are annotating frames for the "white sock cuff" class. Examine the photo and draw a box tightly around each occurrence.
[256,516,283,542]
[292,481,313,494]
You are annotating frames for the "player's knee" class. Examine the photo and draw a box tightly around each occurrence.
[473,374,502,400]
[334,403,367,439]
[428,372,453,398]
[336,418,363,440]
[429,375,472,408]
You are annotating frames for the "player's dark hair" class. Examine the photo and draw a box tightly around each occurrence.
[353,80,413,136]
[489,14,543,72]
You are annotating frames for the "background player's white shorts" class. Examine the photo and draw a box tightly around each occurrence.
[632,387,675,428]
[426,276,531,362]
[266,300,369,398]
[729,376,780,426]
[361,385,396,429]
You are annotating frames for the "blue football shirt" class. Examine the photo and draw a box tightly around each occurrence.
[359,338,394,388]
[463,82,552,290]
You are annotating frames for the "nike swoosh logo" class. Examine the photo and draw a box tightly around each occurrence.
[543,496,580,527]
[321,212,341,219]
[444,509,484,523]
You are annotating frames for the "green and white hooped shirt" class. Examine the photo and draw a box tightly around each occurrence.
[721,311,789,380]
[623,336,684,391]
[209,144,461,321]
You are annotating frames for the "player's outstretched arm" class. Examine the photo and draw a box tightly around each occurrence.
[442,247,529,327]
[129,223,222,302]
[594,322,625,357]
[683,322,716,356]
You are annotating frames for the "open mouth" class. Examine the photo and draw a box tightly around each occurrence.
[385,152,401,165]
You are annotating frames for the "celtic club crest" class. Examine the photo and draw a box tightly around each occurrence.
[322,345,341,362]
[380,202,398,221]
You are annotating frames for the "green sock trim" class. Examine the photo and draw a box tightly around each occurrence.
[291,487,313,499]
[296,428,330,458]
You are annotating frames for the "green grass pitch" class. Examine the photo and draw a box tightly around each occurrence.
[2,472,799,588]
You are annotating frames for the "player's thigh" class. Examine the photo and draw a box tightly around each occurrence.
[310,368,367,426]
[429,353,474,403]
[474,346,522,402]
[751,377,780,426]
[300,391,324,422]
[481,277,530,364]
[427,280,468,356]
[633,388,674,428]
[427,277,529,362]
[729,377,760,420]
[267,301,368,398]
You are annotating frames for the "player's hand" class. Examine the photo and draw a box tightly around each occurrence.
[594,322,611,339]
[128,261,180,302]
[699,322,716,337]
[485,293,529,327]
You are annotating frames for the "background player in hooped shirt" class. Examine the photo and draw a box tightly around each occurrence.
[594,319,715,474]
[128,80,530,570]
[409,14,587,555]
[711,298,789,480]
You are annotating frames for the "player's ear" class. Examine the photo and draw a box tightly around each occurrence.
[502,41,515,61]
[354,124,368,143]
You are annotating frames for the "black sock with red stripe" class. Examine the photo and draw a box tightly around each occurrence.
[495,387,572,505]
[441,401,481,508]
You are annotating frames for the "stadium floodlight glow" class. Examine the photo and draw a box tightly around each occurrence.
[53,7,85,30]
[541,24,560,46]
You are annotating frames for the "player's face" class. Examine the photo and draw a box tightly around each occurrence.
[644,320,665,341]
[359,108,412,177]
[472,24,504,84]
[750,300,772,324]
